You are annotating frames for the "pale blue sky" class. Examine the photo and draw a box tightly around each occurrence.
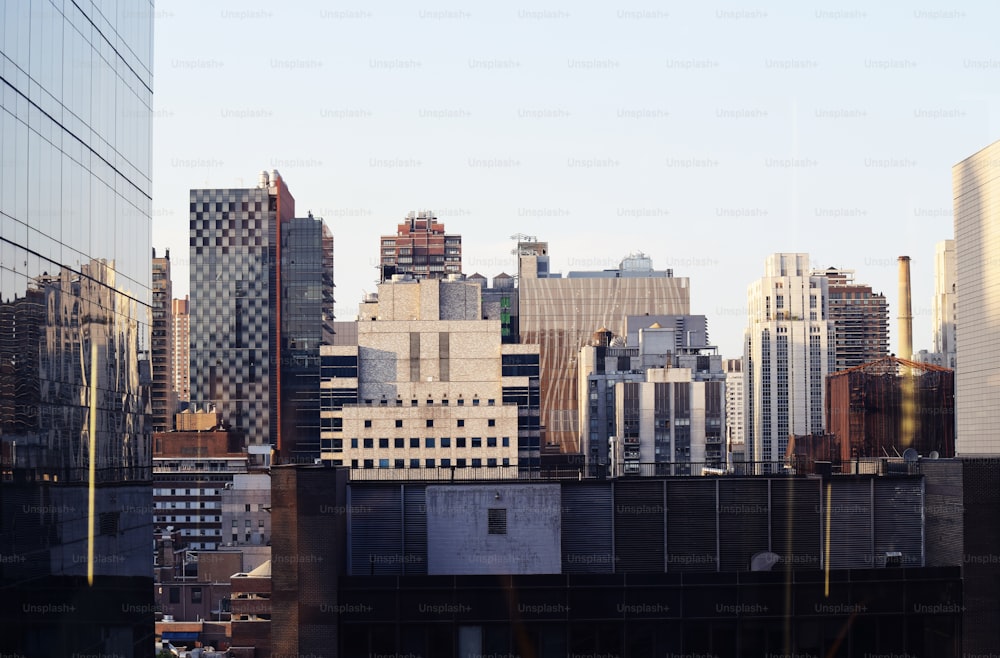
[152,0,999,357]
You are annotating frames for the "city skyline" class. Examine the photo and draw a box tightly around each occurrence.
[150,1,998,358]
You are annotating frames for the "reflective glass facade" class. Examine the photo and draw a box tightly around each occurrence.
[0,0,154,654]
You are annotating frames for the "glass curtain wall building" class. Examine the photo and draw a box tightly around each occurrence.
[0,1,154,655]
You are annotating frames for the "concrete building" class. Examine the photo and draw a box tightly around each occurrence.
[954,141,1000,453]
[320,277,540,473]
[153,249,176,432]
[814,267,889,371]
[0,3,154,652]
[189,173,333,464]
[221,473,272,547]
[518,243,691,456]
[153,428,248,551]
[578,316,726,474]
[378,210,461,282]
[745,254,834,470]
[173,295,191,405]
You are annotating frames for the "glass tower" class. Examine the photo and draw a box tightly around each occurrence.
[0,1,154,654]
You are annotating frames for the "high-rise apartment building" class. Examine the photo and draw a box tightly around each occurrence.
[954,141,1000,453]
[189,172,334,464]
[518,245,690,455]
[0,2,154,653]
[152,249,175,431]
[724,358,745,456]
[172,295,191,404]
[933,239,957,368]
[379,210,461,282]
[320,277,539,472]
[744,254,834,469]
[814,267,889,371]
[579,317,726,475]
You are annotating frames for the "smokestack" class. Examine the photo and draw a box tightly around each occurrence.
[897,256,913,360]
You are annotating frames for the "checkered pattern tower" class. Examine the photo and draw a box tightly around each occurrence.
[189,170,295,463]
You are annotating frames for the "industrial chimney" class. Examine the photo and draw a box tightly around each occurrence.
[897,256,913,360]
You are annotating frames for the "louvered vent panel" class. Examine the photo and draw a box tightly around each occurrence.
[827,479,872,569]
[614,480,665,573]
[770,478,822,571]
[666,479,718,572]
[874,477,923,568]
[348,485,403,576]
[561,483,613,574]
[718,479,770,572]
[402,485,427,575]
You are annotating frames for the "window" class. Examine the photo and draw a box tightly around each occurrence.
[441,437,451,448]
[258,519,265,528]
[457,419,465,427]
[441,458,451,467]
[425,438,435,448]
[363,459,374,469]
[488,419,496,427]
[488,508,507,535]
[169,587,180,604]
[502,458,510,466]
[364,420,372,428]
[472,458,482,467]
[425,459,436,468]
[502,437,510,447]
[395,459,405,469]
[457,437,466,448]
[245,520,252,527]
[472,437,482,448]
[395,438,405,448]
[232,520,238,528]
[426,419,434,428]
[410,438,420,448]
[457,458,467,468]
[473,399,480,406]
[488,399,495,406]
[410,459,420,468]
[487,437,497,447]
[458,399,465,406]
[245,504,251,513]
[487,458,497,467]
[351,438,359,449]
[363,438,374,449]
[395,420,403,428]
[379,458,389,468]
[378,438,389,448]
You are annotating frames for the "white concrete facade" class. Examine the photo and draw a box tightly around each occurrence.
[954,142,1000,453]
[744,254,835,467]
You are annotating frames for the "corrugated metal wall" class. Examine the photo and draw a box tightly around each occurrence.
[348,476,924,576]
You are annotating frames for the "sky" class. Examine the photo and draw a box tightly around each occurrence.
[151,0,1000,358]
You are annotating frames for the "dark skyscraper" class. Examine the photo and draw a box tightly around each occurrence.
[189,172,333,464]
[280,213,335,462]
[0,1,154,654]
